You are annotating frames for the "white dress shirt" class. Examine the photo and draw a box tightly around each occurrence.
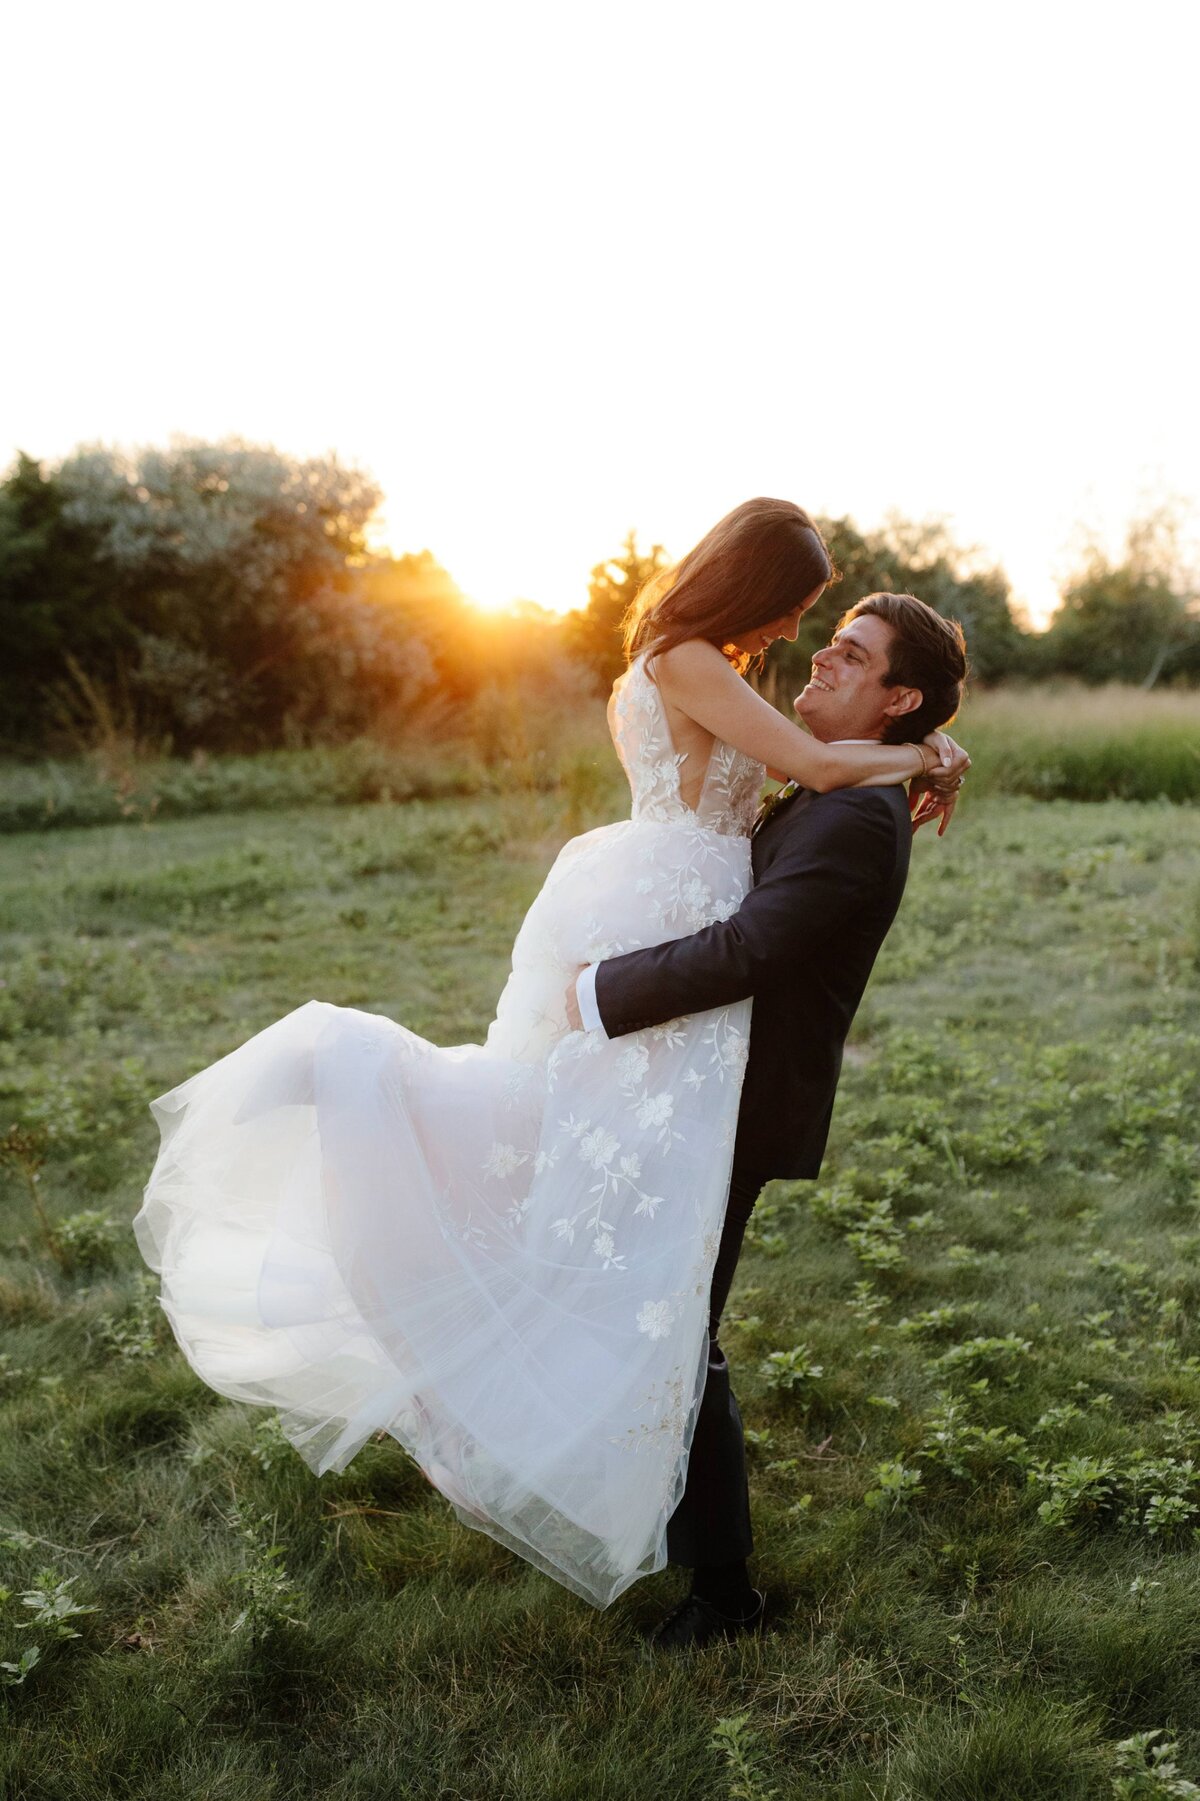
[576,962,604,1033]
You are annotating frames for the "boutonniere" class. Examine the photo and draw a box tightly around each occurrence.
[753,780,800,834]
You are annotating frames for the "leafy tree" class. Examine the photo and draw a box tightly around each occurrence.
[567,529,670,687]
[1039,509,1199,687]
[867,516,1027,684]
[563,514,1027,709]
[0,440,390,751]
[0,454,114,748]
[766,514,1028,698]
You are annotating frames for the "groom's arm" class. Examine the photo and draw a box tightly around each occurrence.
[591,791,896,1039]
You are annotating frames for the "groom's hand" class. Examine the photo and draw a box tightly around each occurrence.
[564,972,584,1032]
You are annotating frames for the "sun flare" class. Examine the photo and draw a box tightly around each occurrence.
[462,587,520,616]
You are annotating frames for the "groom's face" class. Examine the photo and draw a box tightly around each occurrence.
[793,616,912,742]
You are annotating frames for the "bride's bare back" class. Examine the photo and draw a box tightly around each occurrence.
[652,679,721,812]
[607,662,718,812]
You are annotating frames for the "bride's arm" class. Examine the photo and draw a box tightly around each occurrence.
[652,641,944,793]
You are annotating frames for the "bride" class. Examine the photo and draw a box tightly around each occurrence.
[135,498,963,1608]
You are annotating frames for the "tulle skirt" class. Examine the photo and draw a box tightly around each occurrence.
[135,813,753,1606]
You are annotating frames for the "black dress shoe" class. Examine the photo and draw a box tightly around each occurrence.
[647,1589,766,1652]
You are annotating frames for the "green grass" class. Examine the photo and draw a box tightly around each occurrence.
[1,782,1199,1797]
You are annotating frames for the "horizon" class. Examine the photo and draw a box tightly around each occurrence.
[2,433,1169,638]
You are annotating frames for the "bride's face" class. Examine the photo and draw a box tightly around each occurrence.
[730,583,826,657]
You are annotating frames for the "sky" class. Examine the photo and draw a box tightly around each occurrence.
[3,0,1197,628]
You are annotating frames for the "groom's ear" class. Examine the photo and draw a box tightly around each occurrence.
[882,684,923,724]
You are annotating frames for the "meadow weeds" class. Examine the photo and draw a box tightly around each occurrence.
[1111,1730,1200,1798]
[711,1711,780,1800]
[0,778,1198,1795]
[0,1565,98,1692]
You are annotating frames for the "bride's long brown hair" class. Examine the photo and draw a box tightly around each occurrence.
[622,498,837,675]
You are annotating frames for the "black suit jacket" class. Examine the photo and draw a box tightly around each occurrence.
[593,783,912,1180]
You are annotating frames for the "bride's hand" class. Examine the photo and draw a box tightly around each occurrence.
[923,730,970,782]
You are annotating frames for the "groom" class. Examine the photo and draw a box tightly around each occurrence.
[568,592,968,1649]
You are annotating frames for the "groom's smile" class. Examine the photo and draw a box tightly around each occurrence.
[794,615,905,741]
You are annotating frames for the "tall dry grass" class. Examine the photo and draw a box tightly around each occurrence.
[957,683,1200,802]
[0,661,615,834]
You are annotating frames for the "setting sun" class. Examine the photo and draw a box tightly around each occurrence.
[460,587,523,617]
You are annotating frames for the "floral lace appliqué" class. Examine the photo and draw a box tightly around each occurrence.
[610,656,763,840]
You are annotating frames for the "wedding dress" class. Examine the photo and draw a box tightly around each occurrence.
[135,653,763,1607]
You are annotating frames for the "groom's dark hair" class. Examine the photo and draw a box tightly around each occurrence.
[840,593,968,742]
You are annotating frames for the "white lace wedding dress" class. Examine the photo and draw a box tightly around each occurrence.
[135,654,763,1607]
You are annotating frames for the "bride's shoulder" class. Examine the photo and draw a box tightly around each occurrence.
[647,638,732,692]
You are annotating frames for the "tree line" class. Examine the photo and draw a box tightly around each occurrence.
[1,441,1197,758]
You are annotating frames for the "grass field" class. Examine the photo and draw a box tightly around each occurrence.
[2,769,1200,1797]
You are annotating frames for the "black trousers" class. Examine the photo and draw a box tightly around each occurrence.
[665,1161,769,1567]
